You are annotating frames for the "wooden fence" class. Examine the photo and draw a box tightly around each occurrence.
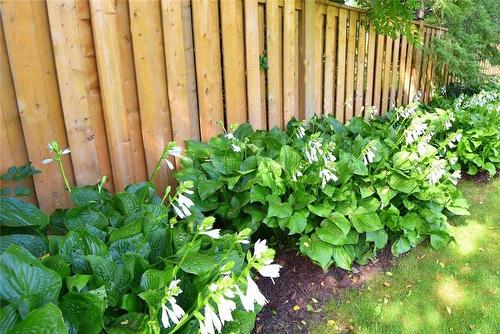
[0,0,463,211]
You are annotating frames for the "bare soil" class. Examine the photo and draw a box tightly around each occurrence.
[254,248,396,334]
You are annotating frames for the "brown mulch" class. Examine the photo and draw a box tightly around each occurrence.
[461,169,497,183]
[254,248,396,334]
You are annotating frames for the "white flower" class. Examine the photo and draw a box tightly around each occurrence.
[449,170,461,185]
[253,239,269,258]
[199,229,221,239]
[167,146,182,157]
[363,143,376,166]
[172,204,186,219]
[319,168,338,188]
[178,194,194,208]
[296,125,306,139]
[291,170,303,182]
[225,133,235,140]
[200,305,221,334]
[42,158,54,164]
[231,144,241,153]
[239,276,268,312]
[166,159,175,170]
[215,296,236,324]
[160,280,185,328]
[428,159,446,186]
[404,118,428,145]
[304,139,322,163]
[444,120,452,130]
[62,148,71,155]
[257,264,281,281]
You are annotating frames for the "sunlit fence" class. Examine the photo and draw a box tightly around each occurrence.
[1,0,453,211]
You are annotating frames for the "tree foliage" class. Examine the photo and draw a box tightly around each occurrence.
[425,0,500,86]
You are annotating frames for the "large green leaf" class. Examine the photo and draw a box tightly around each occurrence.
[59,231,111,273]
[0,234,47,258]
[86,255,131,306]
[221,310,257,334]
[327,213,351,235]
[5,303,67,334]
[366,229,388,249]
[60,288,106,334]
[399,213,423,231]
[300,234,333,271]
[388,175,419,194]
[350,207,383,233]
[266,195,293,219]
[284,210,308,234]
[0,197,49,228]
[332,245,355,270]
[391,237,411,256]
[392,151,418,170]
[307,203,333,218]
[197,179,223,200]
[107,313,149,334]
[0,245,61,317]
[279,145,301,173]
[180,252,216,275]
[0,305,20,334]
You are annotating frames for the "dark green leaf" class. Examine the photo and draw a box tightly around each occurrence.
[0,197,49,228]
[5,303,67,334]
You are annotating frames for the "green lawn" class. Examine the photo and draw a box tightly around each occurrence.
[312,178,500,334]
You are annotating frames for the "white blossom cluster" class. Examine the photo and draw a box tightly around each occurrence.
[304,138,323,163]
[465,90,498,109]
[172,187,195,219]
[224,132,243,153]
[428,159,447,186]
[404,118,428,145]
[395,101,419,120]
[161,280,185,328]
[197,239,281,334]
[362,140,377,166]
[449,170,462,185]
[447,133,462,149]
[319,166,338,188]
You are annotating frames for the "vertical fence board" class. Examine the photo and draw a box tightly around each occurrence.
[312,5,324,117]
[389,36,400,109]
[335,8,347,121]
[2,0,75,210]
[162,0,200,148]
[283,0,296,123]
[381,36,393,114]
[323,6,337,115]
[129,0,174,190]
[90,0,147,190]
[47,0,113,189]
[364,24,376,110]
[220,0,247,126]
[0,20,37,204]
[410,21,424,101]
[266,0,282,128]
[419,28,431,99]
[373,34,385,114]
[396,36,408,107]
[403,41,414,104]
[258,5,267,126]
[354,15,366,116]
[344,10,357,120]
[245,0,265,129]
[192,0,224,140]
[303,0,316,118]
[115,0,147,181]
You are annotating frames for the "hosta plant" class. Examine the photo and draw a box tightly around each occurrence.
[177,97,471,271]
[429,88,500,177]
[0,142,280,334]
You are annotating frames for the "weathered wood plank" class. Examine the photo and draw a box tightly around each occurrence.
[220,0,247,126]
[191,0,224,140]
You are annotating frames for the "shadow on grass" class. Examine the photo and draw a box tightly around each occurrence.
[311,178,500,334]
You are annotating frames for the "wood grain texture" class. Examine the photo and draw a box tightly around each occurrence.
[0,19,37,204]
[1,0,74,210]
[129,0,174,190]
[389,35,400,109]
[283,0,296,123]
[323,6,337,115]
[354,15,367,116]
[335,8,347,121]
[381,35,393,114]
[220,0,247,127]
[396,36,408,107]
[344,10,357,120]
[363,24,376,111]
[47,0,112,189]
[266,0,283,129]
[191,0,224,140]
[373,34,385,114]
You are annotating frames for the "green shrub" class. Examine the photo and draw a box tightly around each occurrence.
[0,144,280,334]
[175,92,499,270]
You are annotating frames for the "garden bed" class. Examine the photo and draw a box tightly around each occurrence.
[255,247,395,333]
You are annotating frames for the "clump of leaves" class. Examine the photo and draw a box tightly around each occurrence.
[0,162,40,197]
[177,92,488,271]
[0,144,280,334]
